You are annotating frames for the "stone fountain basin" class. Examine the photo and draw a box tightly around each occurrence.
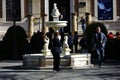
[46,21,67,29]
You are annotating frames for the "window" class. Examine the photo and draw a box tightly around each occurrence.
[0,0,2,18]
[6,0,21,21]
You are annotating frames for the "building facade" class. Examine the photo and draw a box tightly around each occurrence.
[0,0,120,40]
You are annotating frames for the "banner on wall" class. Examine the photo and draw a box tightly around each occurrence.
[98,0,113,20]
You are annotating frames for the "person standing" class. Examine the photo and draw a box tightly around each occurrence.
[114,32,120,60]
[68,32,73,53]
[80,16,86,33]
[79,34,88,53]
[51,31,62,71]
[92,26,107,67]
[73,31,79,53]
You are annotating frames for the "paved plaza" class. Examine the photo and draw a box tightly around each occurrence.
[0,60,119,80]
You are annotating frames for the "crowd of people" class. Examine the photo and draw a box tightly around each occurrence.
[105,31,120,60]
[28,27,120,69]
[29,28,120,56]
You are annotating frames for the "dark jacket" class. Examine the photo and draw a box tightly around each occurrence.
[92,32,107,49]
[52,37,62,54]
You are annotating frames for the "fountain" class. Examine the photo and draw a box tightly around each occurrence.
[23,3,93,69]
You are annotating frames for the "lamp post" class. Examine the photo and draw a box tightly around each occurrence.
[12,0,17,59]
[12,0,16,26]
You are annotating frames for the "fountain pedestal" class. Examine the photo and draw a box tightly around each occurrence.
[23,53,93,69]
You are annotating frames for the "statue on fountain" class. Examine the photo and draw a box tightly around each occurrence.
[41,35,51,56]
[44,35,49,50]
[62,35,71,55]
[51,3,61,21]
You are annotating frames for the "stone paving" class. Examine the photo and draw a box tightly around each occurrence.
[0,60,120,80]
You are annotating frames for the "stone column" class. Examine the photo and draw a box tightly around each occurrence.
[71,13,77,35]
[41,14,48,34]
[28,15,34,41]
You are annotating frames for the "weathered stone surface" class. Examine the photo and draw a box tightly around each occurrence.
[23,53,93,69]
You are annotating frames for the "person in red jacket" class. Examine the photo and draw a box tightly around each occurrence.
[107,32,114,39]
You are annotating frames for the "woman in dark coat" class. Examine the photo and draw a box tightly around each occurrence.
[51,32,62,71]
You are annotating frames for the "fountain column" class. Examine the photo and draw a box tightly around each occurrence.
[46,3,70,55]
[41,3,62,56]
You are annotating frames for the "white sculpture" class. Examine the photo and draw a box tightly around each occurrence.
[51,3,61,17]
[44,36,49,50]
[51,3,61,21]
[63,36,69,48]
[62,35,71,55]
[41,36,51,56]
[46,3,67,32]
